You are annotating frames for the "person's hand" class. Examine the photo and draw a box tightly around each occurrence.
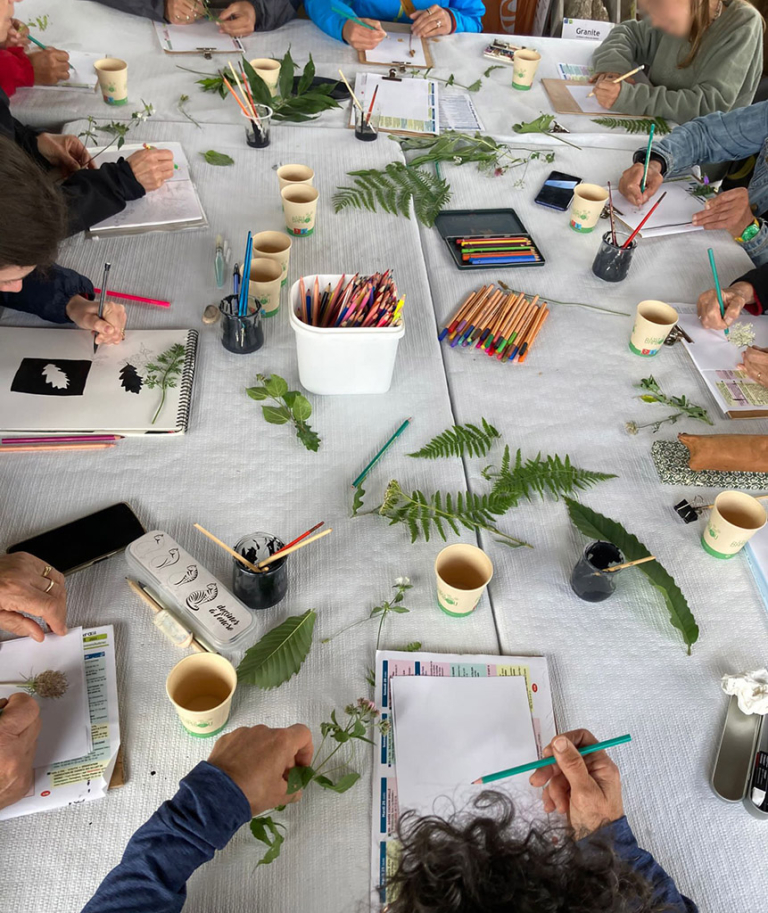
[411,5,452,37]
[207,724,314,815]
[342,18,386,50]
[618,160,663,207]
[125,148,175,192]
[36,133,93,176]
[0,553,67,642]
[692,187,755,238]
[0,694,41,811]
[66,296,127,345]
[593,78,621,109]
[217,2,255,35]
[529,729,624,836]
[589,71,622,83]
[738,346,768,387]
[697,281,753,330]
[29,48,71,86]
[164,0,204,24]
[3,18,30,47]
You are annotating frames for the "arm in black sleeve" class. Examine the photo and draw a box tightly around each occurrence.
[245,0,300,30]
[84,0,166,21]
[60,160,146,236]
[738,264,768,315]
[1,265,94,324]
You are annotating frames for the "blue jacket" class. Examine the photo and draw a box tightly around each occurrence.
[80,760,698,913]
[304,0,484,42]
[1,266,93,324]
[635,101,768,268]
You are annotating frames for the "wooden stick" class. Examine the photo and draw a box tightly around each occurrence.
[0,443,116,453]
[256,528,333,569]
[587,65,642,97]
[193,523,260,572]
[338,69,364,112]
[602,555,657,573]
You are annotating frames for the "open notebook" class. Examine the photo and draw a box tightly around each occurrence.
[351,73,439,136]
[614,178,706,238]
[0,328,198,435]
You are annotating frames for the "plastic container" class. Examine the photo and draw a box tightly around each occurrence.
[711,695,768,819]
[126,530,257,657]
[289,274,405,395]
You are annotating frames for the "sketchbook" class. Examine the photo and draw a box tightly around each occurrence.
[370,649,555,909]
[36,51,102,90]
[542,78,644,117]
[0,328,198,435]
[614,179,706,238]
[351,73,439,136]
[86,142,206,236]
[153,20,244,54]
[677,311,768,419]
[359,22,433,69]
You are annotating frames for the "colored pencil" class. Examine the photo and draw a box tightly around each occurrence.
[273,522,326,556]
[457,236,532,244]
[444,286,487,341]
[514,305,548,362]
[256,528,333,569]
[470,291,506,347]
[587,65,642,96]
[299,273,401,329]
[640,123,655,193]
[496,294,532,357]
[707,247,729,338]
[331,5,377,30]
[27,33,46,50]
[622,191,667,248]
[93,289,170,308]
[0,443,116,453]
[482,292,517,351]
[502,301,536,358]
[352,418,412,488]
[93,262,111,354]
[468,256,541,265]
[2,435,123,444]
[193,523,261,573]
[518,307,550,363]
[223,75,251,119]
[607,181,617,245]
[472,734,633,784]
[366,84,379,125]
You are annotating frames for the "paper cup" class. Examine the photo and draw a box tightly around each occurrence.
[166,654,237,738]
[282,185,319,237]
[253,231,292,288]
[512,49,541,91]
[629,300,678,356]
[569,183,609,233]
[435,544,493,617]
[250,58,280,96]
[94,57,128,106]
[277,164,315,192]
[702,491,767,559]
[248,257,283,317]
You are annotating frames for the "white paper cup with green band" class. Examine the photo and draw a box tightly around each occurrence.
[629,300,678,356]
[702,491,767,559]
[248,257,283,317]
[435,544,493,617]
[94,57,128,106]
[252,231,292,288]
[166,654,237,738]
[276,164,315,192]
[282,185,319,237]
[250,58,280,96]
[512,49,541,91]
[569,183,608,233]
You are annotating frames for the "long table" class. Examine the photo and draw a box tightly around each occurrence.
[1,4,767,913]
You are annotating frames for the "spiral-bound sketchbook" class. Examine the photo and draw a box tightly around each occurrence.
[0,328,198,435]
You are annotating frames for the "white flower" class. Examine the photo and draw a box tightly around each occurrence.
[394,576,411,587]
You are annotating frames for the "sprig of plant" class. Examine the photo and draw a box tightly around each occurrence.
[352,482,366,517]
[25,14,49,31]
[483,64,504,77]
[246,374,320,452]
[689,182,718,199]
[408,419,500,459]
[201,150,234,166]
[144,343,185,424]
[626,376,713,434]
[199,0,221,22]
[591,116,671,136]
[178,94,201,128]
[334,163,451,228]
[497,283,631,318]
[1,670,68,699]
[513,114,582,150]
[176,65,228,99]
[250,699,387,865]
[416,67,481,92]
[88,100,156,163]
[78,115,98,145]
[243,52,340,123]
[396,132,556,180]
[323,578,412,646]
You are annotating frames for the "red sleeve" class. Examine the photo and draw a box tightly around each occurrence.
[0,47,34,98]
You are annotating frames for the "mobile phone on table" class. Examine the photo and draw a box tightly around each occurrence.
[7,502,145,575]
[534,171,582,211]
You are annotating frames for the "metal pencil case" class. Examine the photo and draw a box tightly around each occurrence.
[434,208,546,271]
[711,695,768,820]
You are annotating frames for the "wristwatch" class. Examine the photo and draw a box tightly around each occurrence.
[736,218,762,244]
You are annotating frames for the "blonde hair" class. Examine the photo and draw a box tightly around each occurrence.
[679,0,717,67]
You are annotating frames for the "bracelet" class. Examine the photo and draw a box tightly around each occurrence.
[735,218,761,245]
[446,9,456,32]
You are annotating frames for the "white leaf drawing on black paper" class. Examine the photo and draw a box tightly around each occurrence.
[186,583,218,612]
[119,363,143,394]
[43,364,69,390]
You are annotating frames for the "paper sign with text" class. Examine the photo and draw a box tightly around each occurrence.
[562,18,615,41]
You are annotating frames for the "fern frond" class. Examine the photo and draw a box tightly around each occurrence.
[591,116,671,136]
[408,419,500,460]
[333,163,451,227]
[488,448,616,507]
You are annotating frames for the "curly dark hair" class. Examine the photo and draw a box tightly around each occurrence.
[385,792,665,913]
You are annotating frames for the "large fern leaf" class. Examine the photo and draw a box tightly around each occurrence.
[591,116,671,136]
[564,498,698,654]
[408,419,500,460]
[333,163,451,227]
[237,610,316,688]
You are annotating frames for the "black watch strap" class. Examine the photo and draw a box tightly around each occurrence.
[632,149,667,175]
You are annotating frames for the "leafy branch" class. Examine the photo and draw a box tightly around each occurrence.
[243,51,340,123]
[513,114,582,149]
[178,94,201,128]
[323,578,412,647]
[144,343,184,424]
[176,65,228,99]
[81,100,156,165]
[626,376,713,434]
[246,374,320,452]
[408,419,500,459]
[591,116,671,136]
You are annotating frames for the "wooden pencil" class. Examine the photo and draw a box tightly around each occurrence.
[193,523,260,573]
[498,300,534,356]
[510,304,543,361]
[440,290,477,340]
[482,292,518,350]
[451,285,490,335]
[518,307,550,362]
[468,290,504,346]
[493,293,527,355]
[256,528,333,569]
[484,292,520,351]
[0,443,116,453]
[452,288,492,345]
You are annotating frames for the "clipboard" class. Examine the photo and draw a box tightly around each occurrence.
[358,22,434,70]
[542,78,644,117]
[153,21,244,55]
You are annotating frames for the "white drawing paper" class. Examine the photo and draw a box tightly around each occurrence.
[37,51,102,90]
[364,31,428,68]
[614,179,706,238]
[565,84,608,114]
[153,20,244,53]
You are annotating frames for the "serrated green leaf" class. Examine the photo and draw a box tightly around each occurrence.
[291,394,312,422]
[408,419,500,460]
[564,498,699,654]
[262,405,290,425]
[201,150,234,166]
[287,764,315,794]
[352,483,366,517]
[245,386,269,401]
[237,610,317,687]
[314,771,361,793]
[265,374,289,397]
[250,815,286,866]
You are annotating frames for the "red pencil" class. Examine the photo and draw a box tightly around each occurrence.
[366,85,379,125]
[273,522,325,556]
[622,191,667,248]
[93,289,170,308]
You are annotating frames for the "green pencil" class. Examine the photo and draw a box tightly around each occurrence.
[27,33,47,50]
[473,733,632,784]
[352,417,412,489]
[640,123,655,193]
[331,5,377,30]
[707,247,729,338]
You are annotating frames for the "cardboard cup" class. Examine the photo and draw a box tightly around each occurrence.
[250,58,280,96]
[248,257,283,316]
[94,57,128,106]
[277,164,315,192]
[702,491,767,559]
[282,185,319,237]
[435,544,493,617]
[512,49,541,91]
[569,183,609,233]
[252,231,292,288]
[166,654,237,738]
[629,300,679,356]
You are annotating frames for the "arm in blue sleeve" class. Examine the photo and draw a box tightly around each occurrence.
[2,265,93,324]
[303,0,349,41]
[446,0,484,33]
[81,762,251,913]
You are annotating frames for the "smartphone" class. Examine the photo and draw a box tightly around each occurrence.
[535,171,582,211]
[7,502,145,575]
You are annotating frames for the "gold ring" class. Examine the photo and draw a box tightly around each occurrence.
[42,565,52,579]
[44,579,55,594]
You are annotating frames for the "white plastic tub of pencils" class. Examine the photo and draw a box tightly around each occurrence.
[290,274,405,395]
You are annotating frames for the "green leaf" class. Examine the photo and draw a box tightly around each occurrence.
[245,386,269,401]
[296,423,321,452]
[242,57,273,107]
[313,771,361,793]
[352,482,366,517]
[278,47,296,100]
[483,64,504,77]
[262,405,291,425]
[286,764,315,794]
[237,610,317,688]
[409,419,500,459]
[265,374,289,398]
[564,498,699,654]
[297,55,316,95]
[201,150,234,166]
[334,163,451,228]
[513,113,556,135]
[591,116,671,136]
[249,816,286,866]
[466,79,482,92]
[403,641,422,652]
[290,394,312,422]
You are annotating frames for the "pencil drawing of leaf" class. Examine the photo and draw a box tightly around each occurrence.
[43,364,68,390]
[237,610,317,689]
[119,363,143,394]
[408,419,500,459]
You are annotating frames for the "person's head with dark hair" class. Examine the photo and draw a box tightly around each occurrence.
[0,134,67,292]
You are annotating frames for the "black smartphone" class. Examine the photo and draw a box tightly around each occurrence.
[7,502,145,575]
[534,171,582,211]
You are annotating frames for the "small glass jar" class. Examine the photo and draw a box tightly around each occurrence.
[570,541,623,602]
[219,295,264,355]
[232,532,288,611]
[354,105,379,142]
[591,230,636,283]
[243,105,273,148]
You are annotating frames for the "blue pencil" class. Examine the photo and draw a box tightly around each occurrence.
[468,256,540,265]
